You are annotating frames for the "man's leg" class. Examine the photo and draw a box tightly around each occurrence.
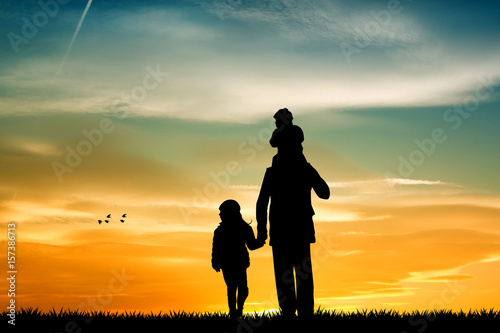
[272,245,297,317]
[294,243,314,317]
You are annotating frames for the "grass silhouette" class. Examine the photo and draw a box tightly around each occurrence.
[4,307,499,332]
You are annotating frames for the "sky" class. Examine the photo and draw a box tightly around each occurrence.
[1,0,500,315]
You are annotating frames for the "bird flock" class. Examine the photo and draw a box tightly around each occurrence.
[98,214,127,224]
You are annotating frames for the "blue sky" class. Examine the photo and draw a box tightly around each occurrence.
[1,0,499,226]
[1,0,500,313]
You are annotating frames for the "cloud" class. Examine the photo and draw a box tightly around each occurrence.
[196,0,421,45]
[56,0,94,76]
[114,8,218,41]
[313,178,459,209]
[1,1,499,122]
[1,0,499,314]
[311,223,500,306]
[404,273,474,283]
[328,178,449,189]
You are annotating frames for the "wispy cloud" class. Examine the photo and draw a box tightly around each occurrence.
[1,138,61,157]
[197,0,420,45]
[56,0,94,76]
[328,178,449,189]
[232,178,452,192]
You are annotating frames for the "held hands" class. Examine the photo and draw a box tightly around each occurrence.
[255,232,267,249]
[257,232,267,243]
[255,238,266,249]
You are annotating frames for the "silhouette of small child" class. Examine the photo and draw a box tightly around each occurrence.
[270,108,308,168]
[211,200,263,318]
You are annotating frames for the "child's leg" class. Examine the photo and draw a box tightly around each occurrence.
[236,267,249,314]
[222,269,237,314]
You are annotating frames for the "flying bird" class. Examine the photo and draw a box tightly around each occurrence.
[122,214,127,218]
[120,220,125,223]
[105,220,109,223]
[98,220,102,224]
[107,214,111,218]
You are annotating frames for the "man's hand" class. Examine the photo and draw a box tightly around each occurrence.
[255,238,266,248]
[257,230,268,242]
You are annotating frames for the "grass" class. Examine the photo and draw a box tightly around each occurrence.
[4,307,499,332]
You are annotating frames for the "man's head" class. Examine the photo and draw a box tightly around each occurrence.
[273,108,293,128]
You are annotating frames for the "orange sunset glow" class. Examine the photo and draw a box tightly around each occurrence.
[1,0,500,317]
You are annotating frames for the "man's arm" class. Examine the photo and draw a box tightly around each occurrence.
[309,164,330,199]
[246,225,264,250]
[256,168,271,241]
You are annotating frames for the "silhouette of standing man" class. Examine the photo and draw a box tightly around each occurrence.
[256,110,330,318]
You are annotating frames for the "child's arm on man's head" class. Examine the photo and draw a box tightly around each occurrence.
[269,128,281,148]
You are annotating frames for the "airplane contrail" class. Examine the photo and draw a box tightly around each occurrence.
[55,0,93,77]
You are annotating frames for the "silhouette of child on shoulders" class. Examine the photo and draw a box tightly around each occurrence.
[270,108,308,168]
[211,199,263,318]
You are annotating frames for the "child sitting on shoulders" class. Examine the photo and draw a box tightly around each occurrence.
[269,108,308,168]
